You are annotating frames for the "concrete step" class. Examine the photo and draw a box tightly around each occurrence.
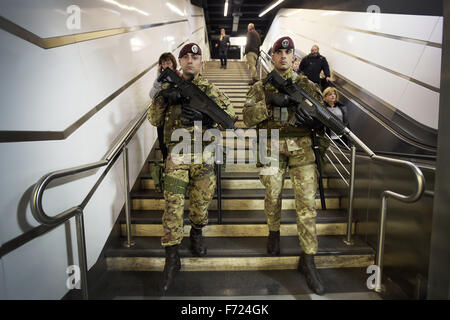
[140,172,332,190]
[216,88,249,93]
[105,236,374,271]
[214,84,250,88]
[88,268,381,299]
[209,79,252,84]
[204,73,251,77]
[119,209,355,237]
[148,157,339,176]
[131,189,341,211]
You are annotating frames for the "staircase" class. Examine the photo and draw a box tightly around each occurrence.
[96,61,377,299]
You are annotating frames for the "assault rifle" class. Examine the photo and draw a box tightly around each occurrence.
[264,70,348,135]
[158,68,236,130]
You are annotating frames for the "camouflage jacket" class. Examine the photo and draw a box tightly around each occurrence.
[148,74,235,147]
[243,69,323,138]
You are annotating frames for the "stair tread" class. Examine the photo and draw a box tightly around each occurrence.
[89,268,379,299]
[131,188,342,200]
[105,235,374,258]
[118,209,353,224]
[140,171,337,180]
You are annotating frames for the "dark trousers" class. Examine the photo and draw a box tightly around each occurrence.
[219,50,227,66]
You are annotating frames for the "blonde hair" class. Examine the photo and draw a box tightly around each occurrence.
[323,87,339,101]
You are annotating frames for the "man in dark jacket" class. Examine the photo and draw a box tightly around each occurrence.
[244,23,261,85]
[299,45,332,90]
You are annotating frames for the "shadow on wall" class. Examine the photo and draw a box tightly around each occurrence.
[17,170,97,232]
[15,185,77,272]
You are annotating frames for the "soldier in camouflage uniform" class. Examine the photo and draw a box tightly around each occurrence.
[243,36,325,295]
[148,43,235,292]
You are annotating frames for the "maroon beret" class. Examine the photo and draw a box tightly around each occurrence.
[178,43,202,58]
[272,36,295,53]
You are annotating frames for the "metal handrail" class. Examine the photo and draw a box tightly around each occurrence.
[256,50,426,292]
[30,105,150,299]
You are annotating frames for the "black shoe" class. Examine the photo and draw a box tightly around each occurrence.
[267,230,280,255]
[298,252,325,295]
[190,227,207,256]
[163,244,181,292]
[224,65,227,69]
[248,79,258,85]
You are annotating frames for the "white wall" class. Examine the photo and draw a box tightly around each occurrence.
[0,0,209,299]
[262,8,442,130]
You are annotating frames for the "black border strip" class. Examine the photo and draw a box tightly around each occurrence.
[0,39,189,143]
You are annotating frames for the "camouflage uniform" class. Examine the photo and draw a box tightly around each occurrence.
[243,69,323,255]
[148,74,235,247]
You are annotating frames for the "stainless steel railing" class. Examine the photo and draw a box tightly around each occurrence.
[30,105,149,299]
[256,49,425,292]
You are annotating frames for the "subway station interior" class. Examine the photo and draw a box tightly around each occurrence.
[0,0,449,301]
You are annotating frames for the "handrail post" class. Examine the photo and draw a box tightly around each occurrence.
[375,194,388,293]
[344,145,356,245]
[75,211,89,300]
[123,146,135,248]
[217,163,222,224]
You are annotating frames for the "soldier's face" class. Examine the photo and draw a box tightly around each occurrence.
[272,49,294,72]
[179,53,202,78]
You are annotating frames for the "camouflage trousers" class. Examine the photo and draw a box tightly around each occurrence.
[161,151,216,247]
[259,136,319,254]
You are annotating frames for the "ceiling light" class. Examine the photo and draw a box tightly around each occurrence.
[166,3,185,17]
[103,0,149,16]
[285,9,303,17]
[224,1,229,17]
[259,0,284,18]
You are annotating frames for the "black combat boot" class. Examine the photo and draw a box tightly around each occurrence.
[190,227,207,256]
[163,244,181,292]
[267,230,280,255]
[298,252,325,295]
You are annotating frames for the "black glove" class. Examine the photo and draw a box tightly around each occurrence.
[180,105,214,126]
[159,87,182,105]
[266,93,295,108]
[295,106,324,130]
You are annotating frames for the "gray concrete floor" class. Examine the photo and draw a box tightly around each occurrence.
[90,268,382,300]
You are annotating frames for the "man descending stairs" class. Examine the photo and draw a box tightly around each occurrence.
[99,60,376,299]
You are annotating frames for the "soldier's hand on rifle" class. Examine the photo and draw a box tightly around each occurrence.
[295,106,324,131]
[159,87,182,105]
[180,105,214,126]
[266,93,296,108]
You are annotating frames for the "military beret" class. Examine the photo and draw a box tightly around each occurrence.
[178,42,202,58]
[272,36,295,53]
